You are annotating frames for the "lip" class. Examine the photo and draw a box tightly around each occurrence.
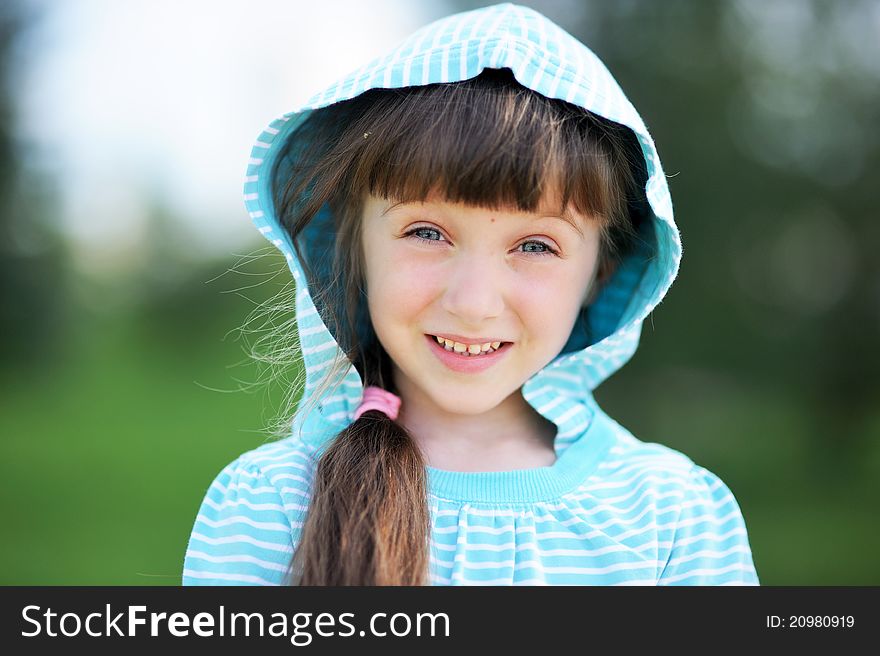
[425,333,512,374]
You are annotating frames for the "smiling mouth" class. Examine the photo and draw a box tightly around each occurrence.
[426,334,512,356]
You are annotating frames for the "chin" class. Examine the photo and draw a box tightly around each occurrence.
[428,388,507,416]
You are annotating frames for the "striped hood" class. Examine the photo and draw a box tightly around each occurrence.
[242,3,681,455]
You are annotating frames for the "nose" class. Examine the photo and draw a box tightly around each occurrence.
[439,253,506,325]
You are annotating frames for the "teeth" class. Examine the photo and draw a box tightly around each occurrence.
[432,335,504,355]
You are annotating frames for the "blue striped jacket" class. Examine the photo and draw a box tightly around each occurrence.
[183,2,759,586]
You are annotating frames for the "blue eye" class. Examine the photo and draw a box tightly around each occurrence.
[403,226,559,257]
[407,226,444,242]
[519,240,557,256]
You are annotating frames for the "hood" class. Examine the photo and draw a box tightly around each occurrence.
[242,2,681,455]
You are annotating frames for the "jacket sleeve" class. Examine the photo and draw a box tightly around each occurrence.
[657,464,759,585]
[182,456,298,585]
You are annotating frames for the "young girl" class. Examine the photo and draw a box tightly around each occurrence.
[183,2,759,586]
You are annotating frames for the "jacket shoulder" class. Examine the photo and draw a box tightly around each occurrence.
[577,421,760,585]
[181,438,317,586]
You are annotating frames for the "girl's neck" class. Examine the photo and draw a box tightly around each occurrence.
[396,387,558,473]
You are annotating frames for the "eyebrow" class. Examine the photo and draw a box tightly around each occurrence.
[380,201,585,237]
[547,208,584,237]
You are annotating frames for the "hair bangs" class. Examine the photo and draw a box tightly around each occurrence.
[344,69,623,239]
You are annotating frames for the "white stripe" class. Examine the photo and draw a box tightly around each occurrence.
[554,403,584,425]
[298,324,327,337]
[526,513,681,544]
[535,395,566,414]
[302,340,338,356]
[430,540,457,552]
[283,503,310,513]
[189,531,293,554]
[433,539,656,559]
[279,486,311,501]
[432,524,527,536]
[545,25,568,99]
[557,419,590,439]
[209,481,276,497]
[529,8,550,89]
[446,576,548,585]
[320,393,351,405]
[258,461,310,475]
[673,526,747,549]
[247,444,300,459]
[534,500,673,530]
[720,580,756,586]
[659,562,755,584]
[458,33,469,79]
[433,474,687,512]
[674,508,743,531]
[183,568,279,586]
[203,497,286,513]
[423,50,437,87]
[186,549,289,573]
[433,507,526,518]
[401,25,433,86]
[305,359,332,375]
[514,4,529,40]
[476,10,505,65]
[196,513,290,533]
[611,579,657,586]
[561,485,691,516]
[447,559,662,575]
[436,485,686,519]
[440,43,451,82]
[563,38,585,105]
[597,452,691,471]
[541,369,580,384]
[250,451,312,466]
[664,544,752,569]
[579,468,691,492]
[706,477,725,492]
[506,512,740,551]
[523,384,554,398]
[267,472,312,487]
[572,475,690,503]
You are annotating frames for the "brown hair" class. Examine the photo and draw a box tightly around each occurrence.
[270,67,644,585]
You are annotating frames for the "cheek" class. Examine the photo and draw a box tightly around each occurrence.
[517,275,585,333]
[365,251,441,327]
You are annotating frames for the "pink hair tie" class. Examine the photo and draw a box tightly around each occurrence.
[353,385,402,421]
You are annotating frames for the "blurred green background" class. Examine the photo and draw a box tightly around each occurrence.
[1,0,877,585]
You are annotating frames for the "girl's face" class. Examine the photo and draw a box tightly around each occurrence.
[360,190,602,417]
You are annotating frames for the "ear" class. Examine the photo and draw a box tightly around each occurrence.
[583,258,617,306]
